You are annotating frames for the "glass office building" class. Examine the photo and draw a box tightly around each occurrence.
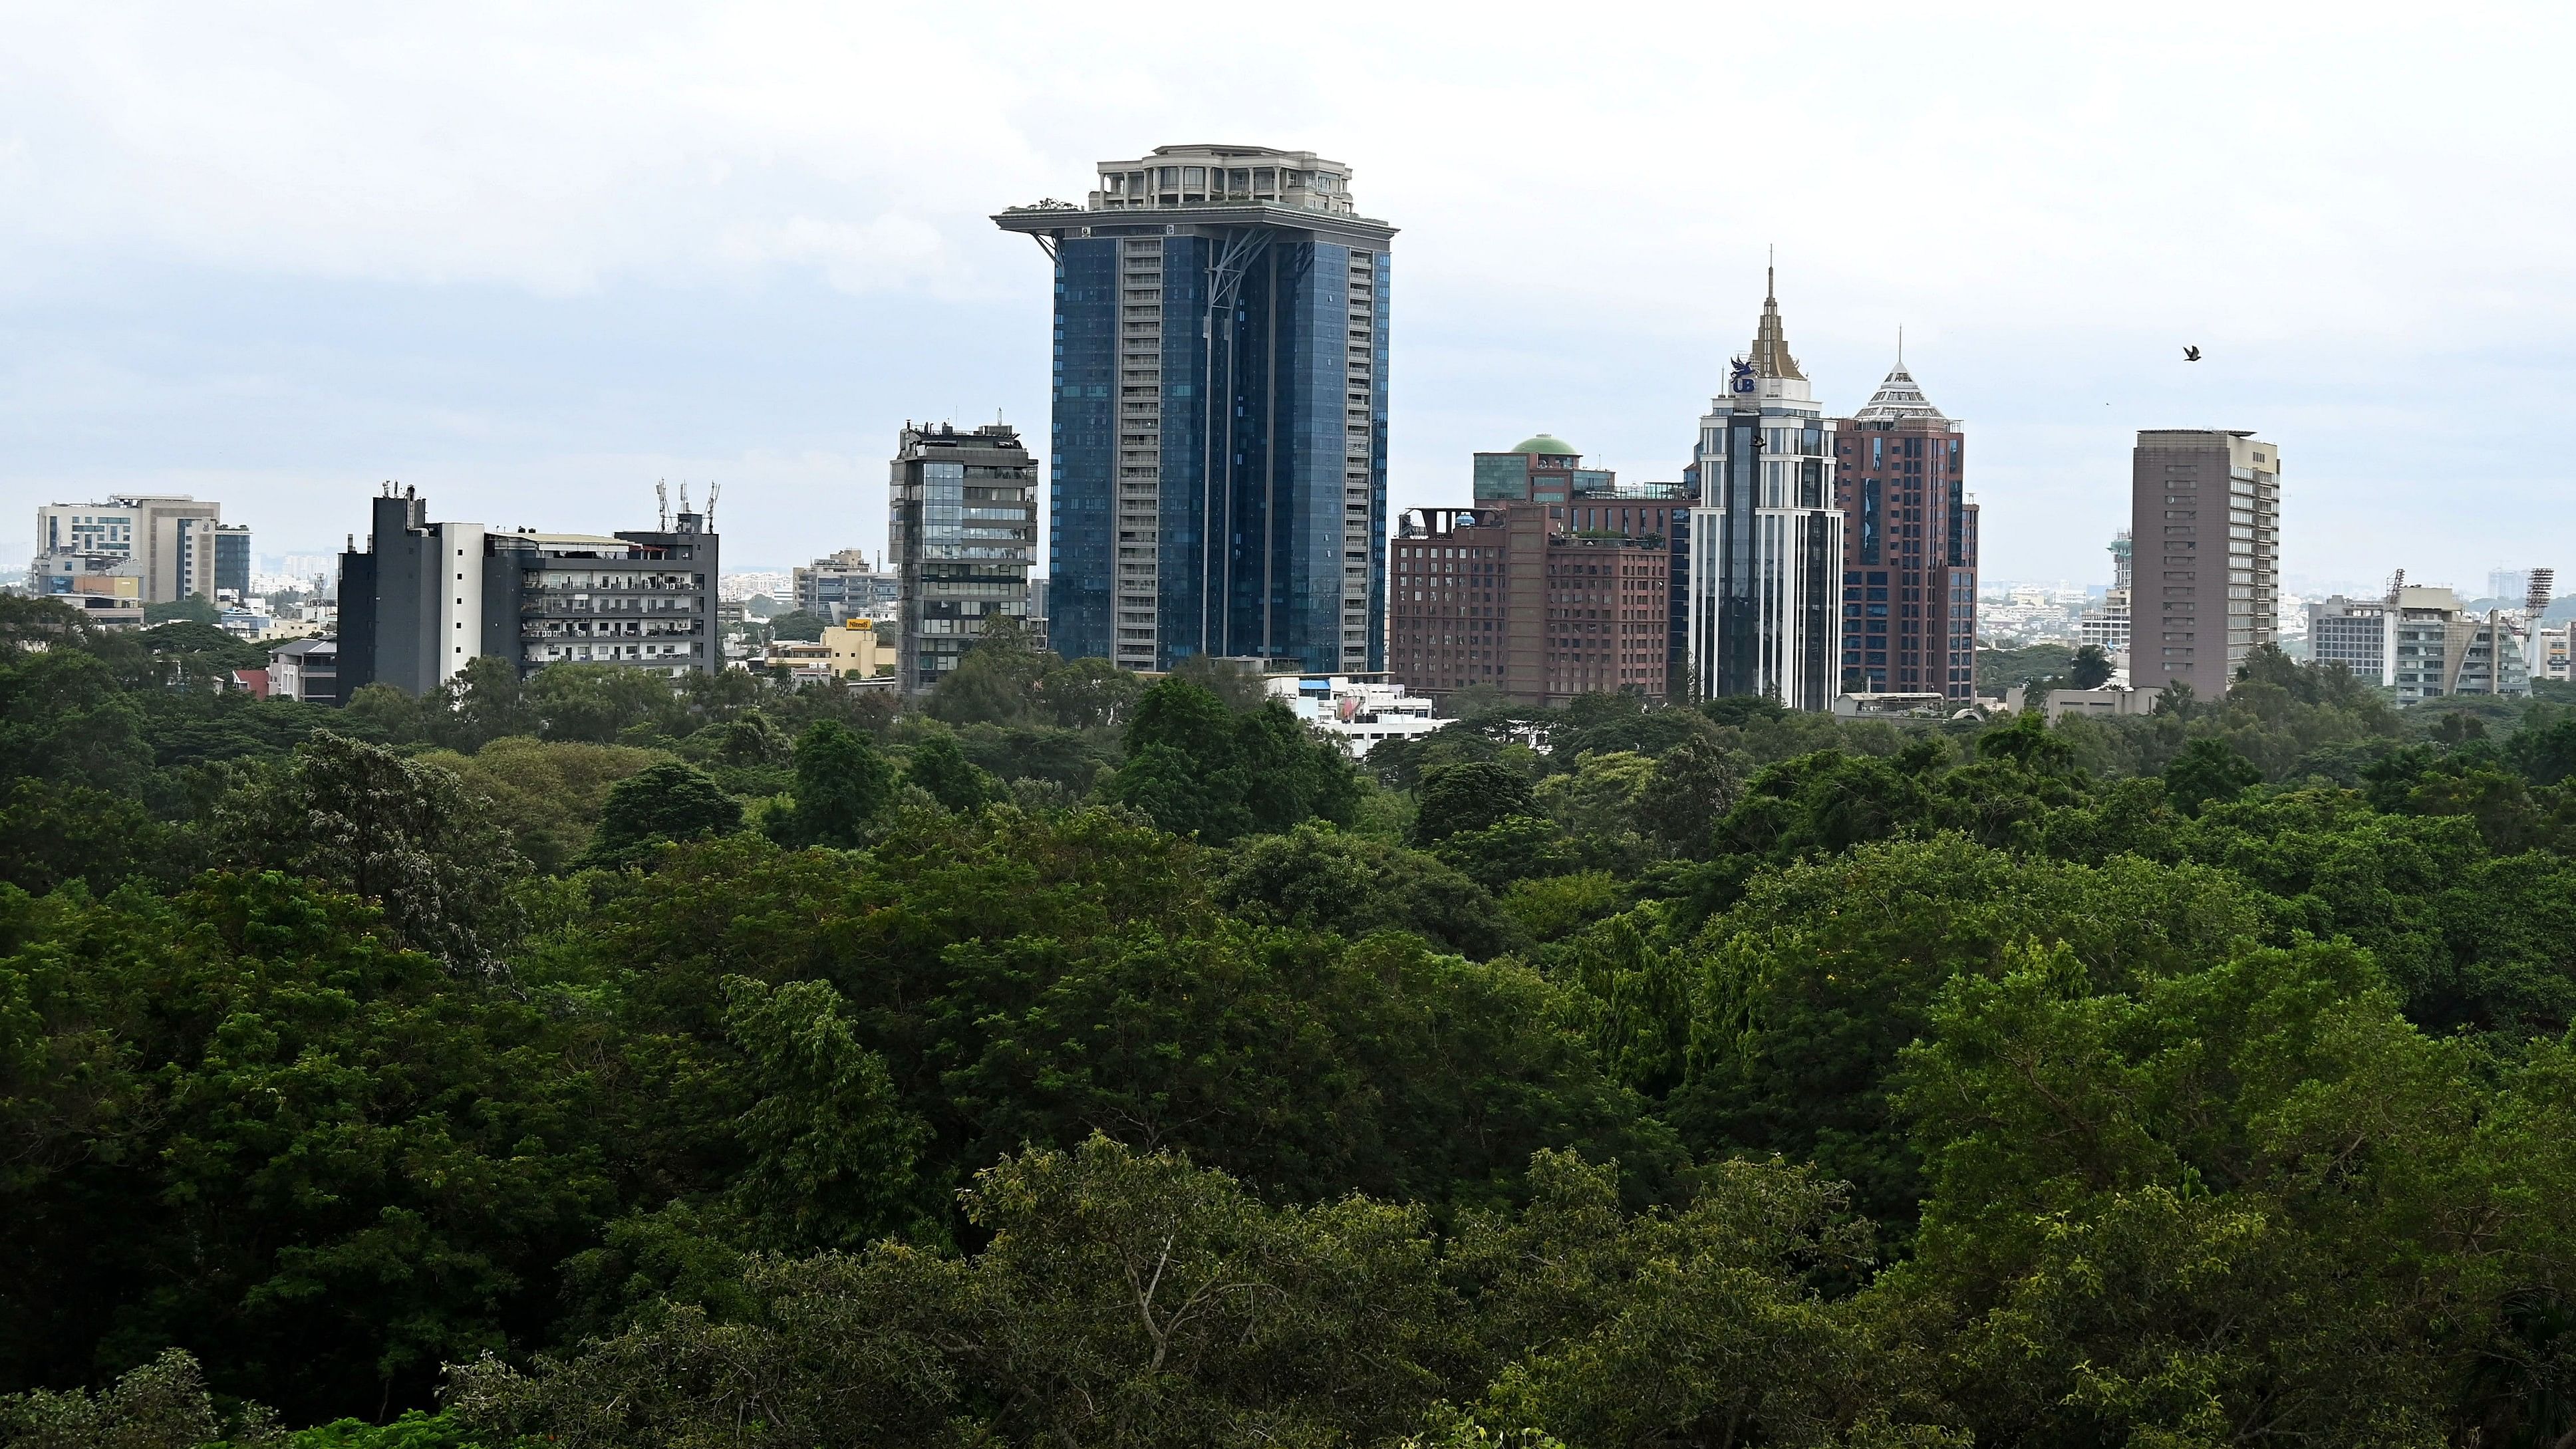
[889,423,1039,695]
[996,144,1394,674]
[1684,273,1845,710]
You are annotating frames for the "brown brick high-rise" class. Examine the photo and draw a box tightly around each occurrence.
[1389,500,1681,704]
[1832,363,1977,700]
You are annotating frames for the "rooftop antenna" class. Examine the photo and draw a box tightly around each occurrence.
[656,480,669,531]
[704,481,720,531]
[678,481,693,515]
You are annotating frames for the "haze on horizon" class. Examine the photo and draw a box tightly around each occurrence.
[3,2,2570,596]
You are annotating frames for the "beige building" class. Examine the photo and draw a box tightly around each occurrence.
[766,618,893,680]
[32,495,224,604]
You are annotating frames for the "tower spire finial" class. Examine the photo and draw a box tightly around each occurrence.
[1767,243,1775,302]
[1747,252,1804,382]
[1898,325,1904,366]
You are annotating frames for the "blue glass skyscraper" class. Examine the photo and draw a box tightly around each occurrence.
[996,145,1393,674]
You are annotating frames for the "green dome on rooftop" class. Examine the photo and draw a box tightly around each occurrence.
[1509,434,1577,456]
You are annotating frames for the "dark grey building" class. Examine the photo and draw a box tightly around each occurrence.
[891,423,1038,694]
[215,523,252,600]
[338,485,718,699]
[994,144,1391,674]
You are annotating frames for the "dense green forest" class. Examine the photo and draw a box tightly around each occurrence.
[10,594,2576,1448]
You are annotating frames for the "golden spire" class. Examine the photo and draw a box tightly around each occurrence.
[1750,253,1805,382]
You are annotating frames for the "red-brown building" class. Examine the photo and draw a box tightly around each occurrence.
[1387,446,1685,704]
[1833,364,1978,700]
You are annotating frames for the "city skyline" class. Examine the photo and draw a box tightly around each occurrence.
[7,8,2576,593]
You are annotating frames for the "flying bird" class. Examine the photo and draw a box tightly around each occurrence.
[2183,346,2203,362]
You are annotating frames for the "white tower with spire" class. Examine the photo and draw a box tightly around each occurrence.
[1683,266,1844,709]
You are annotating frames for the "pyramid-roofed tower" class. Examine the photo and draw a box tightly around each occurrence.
[1852,363,1949,424]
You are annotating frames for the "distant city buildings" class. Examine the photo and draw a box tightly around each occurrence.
[338,484,718,699]
[30,495,225,610]
[1685,275,1843,710]
[2308,587,2524,705]
[2132,429,2281,698]
[2079,531,2133,661]
[1834,358,1975,700]
[718,571,793,605]
[791,549,901,624]
[2308,585,2529,700]
[996,142,1389,675]
[889,422,1038,695]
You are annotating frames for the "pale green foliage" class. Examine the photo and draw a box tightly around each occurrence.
[1531,749,1657,843]
[0,1348,218,1449]
[1499,870,1625,944]
[414,736,666,872]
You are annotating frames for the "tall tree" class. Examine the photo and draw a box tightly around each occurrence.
[212,732,526,974]
[583,761,742,868]
[1413,761,1538,845]
[768,720,896,848]
[905,731,1000,813]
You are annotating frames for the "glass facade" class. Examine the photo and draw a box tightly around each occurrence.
[215,525,251,598]
[891,426,1037,694]
[1048,241,1119,665]
[1047,229,1384,672]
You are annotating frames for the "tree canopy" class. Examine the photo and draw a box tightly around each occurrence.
[11,627,2576,1448]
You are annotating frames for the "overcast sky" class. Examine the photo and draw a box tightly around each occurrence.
[5,3,2571,593]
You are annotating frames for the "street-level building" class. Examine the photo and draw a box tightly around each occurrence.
[1264,673,1442,757]
[766,618,893,681]
[996,143,1391,675]
[267,637,340,705]
[889,422,1038,695]
[1685,273,1844,710]
[338,485,718,698]
[30,554,147,628]
[2132,429,2281,700]
[1833,360,1975,700]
